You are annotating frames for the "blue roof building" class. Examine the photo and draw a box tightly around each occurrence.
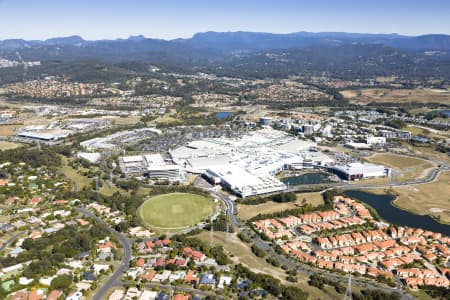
[200,273,216,286]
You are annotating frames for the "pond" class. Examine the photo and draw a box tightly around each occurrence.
[281,172,331,186]
[344,190,450,236]
[440,109,450,117]
[216,111,234,119]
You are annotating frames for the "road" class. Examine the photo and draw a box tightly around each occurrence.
[75,207,132,300]
[0,231,26,252]
[145,283,221,299]
[75,154,445,299]
[251,229,413,299]
[288,164,449,193]
[118,282,221,298]
[176,158,447,298]
[199,165,449,299]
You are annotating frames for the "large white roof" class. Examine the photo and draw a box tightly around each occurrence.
[122,155,143,163]
[187,156,234,170]
[171,129,333,177]
[209,165,265,188]
[276,139,316,153]
[144,154,165,166]
[333,162,386,174]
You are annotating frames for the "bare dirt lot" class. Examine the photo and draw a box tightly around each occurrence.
[0,125,20,136]
[340,88,450,104]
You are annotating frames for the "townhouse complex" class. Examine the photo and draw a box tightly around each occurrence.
[253,196,449,290]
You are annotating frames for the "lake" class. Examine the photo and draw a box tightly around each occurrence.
[344,190,450,236]
[281,173,331,186]
[216,111,234,119]
[440,109,450,117]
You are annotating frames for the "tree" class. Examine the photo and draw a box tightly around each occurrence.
[50,274,73,291]
[282,286,308,300]
[251,244,266,258]
[301,198,307,206]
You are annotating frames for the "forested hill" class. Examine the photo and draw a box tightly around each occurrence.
[1,31,450,82]
[204,44,450,79]
[2,31,450,53]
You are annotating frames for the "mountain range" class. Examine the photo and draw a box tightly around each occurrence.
[1,31,450,57]
[1,31,449,82]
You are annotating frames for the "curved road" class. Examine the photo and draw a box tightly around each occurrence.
[0,231,26,252]
[288,165,449,193]
[202,166,450,300]
[74,154,446,300]
[75,207,132,300]
[206,157,449,299]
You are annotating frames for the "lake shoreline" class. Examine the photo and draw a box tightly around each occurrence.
[390,197,450,226]
[344,190,450,236]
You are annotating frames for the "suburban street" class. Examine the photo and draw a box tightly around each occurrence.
[144,283,222,299]
[72,154,446,300]
[75,207,133,300]
[200,155,450,300]
[0,231,26,252]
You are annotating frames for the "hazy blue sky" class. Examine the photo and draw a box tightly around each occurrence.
[0,0,449,40]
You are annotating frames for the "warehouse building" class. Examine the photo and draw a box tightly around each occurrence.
[17,129,72,142]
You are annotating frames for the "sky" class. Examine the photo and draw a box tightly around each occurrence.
[0,0,449,40]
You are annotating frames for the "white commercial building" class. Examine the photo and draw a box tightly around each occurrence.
[366,136,386,145]
[329,162,389,181]
[80,127,161,150]
[76,152,102,164]
[169,128,336,197]
[119,154,180,180]
[345,142,372,150]
[17,129,72,141]
[205,165,286,198]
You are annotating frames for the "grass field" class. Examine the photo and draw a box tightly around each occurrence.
[403,125,450,140]
[407,145,450,164]
[364,153,435,183]
[58,156,93,190]
[238,192,324,220]
[0,140,21,150]
[138,193,214,231]
[406,289,438,300]
[102,116,141,126]
[99,182,119,196]
[194,231,342,300]
[340,88,450,104]
[155,115,180,125]
[389,171,450,224]
[348,176,390,185]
